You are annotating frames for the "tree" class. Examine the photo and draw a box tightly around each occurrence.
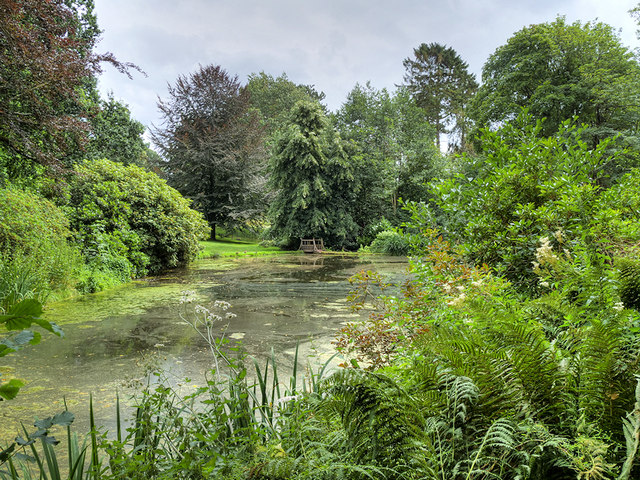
[471,17,640,147]
[152,64,267,239]
[0,0,139,174]
[268,100,357,248]
[85,94,150,167]
[246,72,325,137]
[403,43,478,151]
[333,83,440,242]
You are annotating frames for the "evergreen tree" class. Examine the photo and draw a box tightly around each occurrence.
[268,101,357,248]
[403,43,477,151]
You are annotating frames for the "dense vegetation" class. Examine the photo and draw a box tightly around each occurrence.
[4,0,640,479]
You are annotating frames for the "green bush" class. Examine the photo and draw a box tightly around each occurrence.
[0,186,81,309]
[368,230,409,256]
[65,159,210,279]
[432,112,621,289]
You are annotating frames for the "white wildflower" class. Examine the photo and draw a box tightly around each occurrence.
[535,236,558,267]
[213,300,232,310]
[456,285,465,292]
[613,302,625,312]
[539,281,550,288]
[179,290,196,304]
[447,293,466,308]
[554,228,564,244]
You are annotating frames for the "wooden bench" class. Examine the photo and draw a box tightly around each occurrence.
[299,238,324,254]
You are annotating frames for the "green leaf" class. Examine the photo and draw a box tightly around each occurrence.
[31,319,63,337]
[0,443,15,463]
[15,436,34,447]
[0,330,42,358]
[0,379,25,400]
[42,436,60,445]
[7,299,43,317]
[0,299,44,331]
[34,410,74,430]
[51,410,74,427]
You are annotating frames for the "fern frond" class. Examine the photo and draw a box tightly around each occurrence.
[315,369,432,478]
[618,376,640,480]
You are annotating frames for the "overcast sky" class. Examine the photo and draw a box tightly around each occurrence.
[93,0,640,141]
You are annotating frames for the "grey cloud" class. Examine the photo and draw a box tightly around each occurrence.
[94,0,639,136]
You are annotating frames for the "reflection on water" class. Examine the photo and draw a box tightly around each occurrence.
[0,254,406,441]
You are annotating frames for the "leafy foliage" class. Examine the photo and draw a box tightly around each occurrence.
[152,64,267,238]
[403,43,478,151]
[332,84,441,240]
[65,159,209,286]
[368,230,409,256]
[246,71,325,137]
[0,0,140,174]
[432,111,621,288]
[471,16,640,150]
[618,258,640,311]
[268,100,358,248]
[84,94,150,167]
[0,186,82,307]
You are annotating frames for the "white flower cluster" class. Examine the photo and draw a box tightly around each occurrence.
[213,300,232,311]
[613,302,625,312]
[447,293,466,307]
[179,290,196,304]
[534,236,559,269]
[179,291,237,326]
[447,285,466,307]
[195,303,237,325]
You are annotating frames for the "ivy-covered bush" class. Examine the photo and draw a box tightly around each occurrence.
[0,186,81,309]
[65,159,210,286]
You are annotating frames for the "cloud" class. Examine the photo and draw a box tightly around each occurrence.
[94,0,640,137]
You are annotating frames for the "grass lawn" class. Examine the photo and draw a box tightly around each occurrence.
[198,238,289,258]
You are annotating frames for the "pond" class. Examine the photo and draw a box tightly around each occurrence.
[1,254,406,443]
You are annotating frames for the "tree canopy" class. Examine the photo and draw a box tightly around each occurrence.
[246,72,325,137]
[470,17,640,146]
[0,0,139,174]
[152,64,267,238]
[84,94,150,167]
[332,83,440,242]
[268,100,357,248]
[403,43,477,151]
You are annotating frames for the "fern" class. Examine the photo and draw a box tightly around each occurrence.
[315,369,433,479]
[618,376,640,480]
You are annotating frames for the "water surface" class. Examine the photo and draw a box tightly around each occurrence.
[0,254,406,441]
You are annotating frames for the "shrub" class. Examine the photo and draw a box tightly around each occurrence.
[0,186,81,309]
[65,159,210,278]
[368,230,409,256]
[431,112,620,289]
